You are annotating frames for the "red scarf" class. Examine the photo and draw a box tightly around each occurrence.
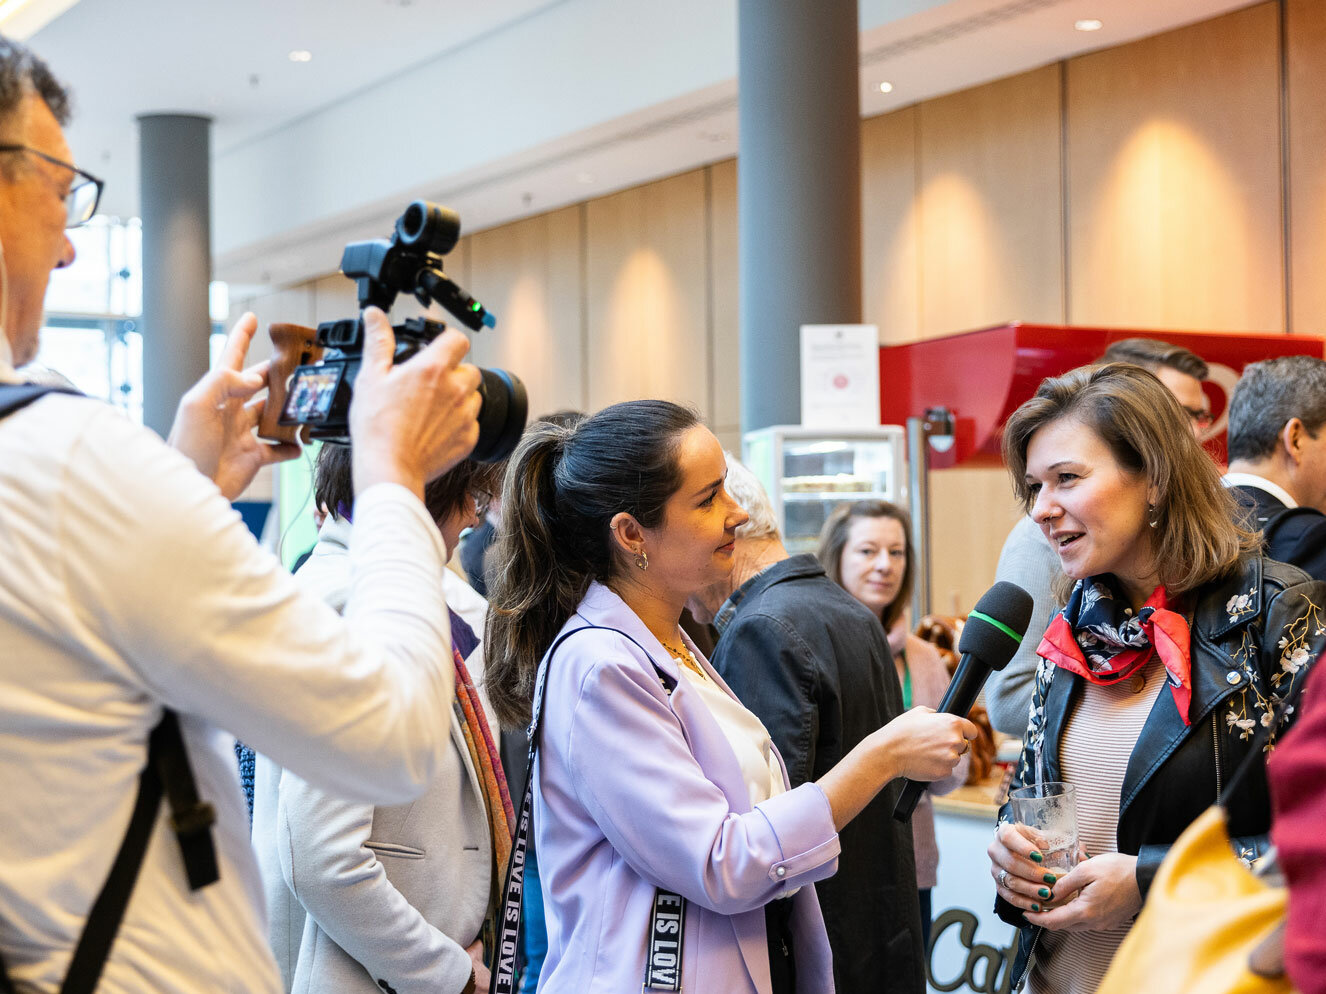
[1038,583,1194,725]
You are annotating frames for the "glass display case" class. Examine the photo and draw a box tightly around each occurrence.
[742,425,908,555]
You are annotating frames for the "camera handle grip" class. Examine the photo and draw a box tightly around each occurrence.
[258,322,323,445]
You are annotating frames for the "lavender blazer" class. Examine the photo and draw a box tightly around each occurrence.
[531,582,841,993]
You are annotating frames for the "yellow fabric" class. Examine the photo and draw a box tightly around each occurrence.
[1097,806,1296,994]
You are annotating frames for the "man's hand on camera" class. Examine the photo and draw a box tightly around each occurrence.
[349,306,482,501]
[167,313,302,500]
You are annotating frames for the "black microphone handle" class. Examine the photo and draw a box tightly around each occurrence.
[891,652,992,822]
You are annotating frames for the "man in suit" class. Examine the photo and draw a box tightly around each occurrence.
[1225,355,1326,582]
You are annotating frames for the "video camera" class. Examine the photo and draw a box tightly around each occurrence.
[260,201,527,462]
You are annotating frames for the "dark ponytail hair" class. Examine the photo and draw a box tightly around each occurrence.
[484,400,700,729]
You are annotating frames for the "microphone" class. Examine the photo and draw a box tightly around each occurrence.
[892,580,1033,823]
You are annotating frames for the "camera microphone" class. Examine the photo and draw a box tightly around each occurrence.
[892,580,1033,823]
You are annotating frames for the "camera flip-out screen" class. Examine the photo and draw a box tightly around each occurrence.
[280,366,344,424]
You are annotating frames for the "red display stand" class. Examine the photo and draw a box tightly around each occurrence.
[878,323,1326,468]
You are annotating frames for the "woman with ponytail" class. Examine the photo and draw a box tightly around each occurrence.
[485,400,975,994]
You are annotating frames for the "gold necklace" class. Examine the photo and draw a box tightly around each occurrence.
[660,635,707,679]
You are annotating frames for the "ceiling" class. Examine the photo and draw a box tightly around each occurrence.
[26,0,1259,291]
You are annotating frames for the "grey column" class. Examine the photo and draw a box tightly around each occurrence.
[138,113,212,437]
[738,0,863,432]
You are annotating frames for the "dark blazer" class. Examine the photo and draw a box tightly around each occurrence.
[1231,483,1326,583]
[995,556,1326,989]
[710,554,925,994]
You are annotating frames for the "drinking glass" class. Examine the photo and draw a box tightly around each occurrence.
[1009,781,1079,873]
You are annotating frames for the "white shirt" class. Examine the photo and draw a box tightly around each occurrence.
[1222,471,1299,508]
[676,666,785,809]
[0,363,457,993]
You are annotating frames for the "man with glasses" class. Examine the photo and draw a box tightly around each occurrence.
[985,338,1213,738]
[1224,356,1326,582]
[0,37,487,994]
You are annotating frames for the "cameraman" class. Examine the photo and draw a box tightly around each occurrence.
[0,38,482,994]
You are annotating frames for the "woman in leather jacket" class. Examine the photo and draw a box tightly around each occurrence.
[987,363,1325,994]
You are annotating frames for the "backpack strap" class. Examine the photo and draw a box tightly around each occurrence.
[0,384,220,991]
[0,709,218,994]
[0,383,80,419]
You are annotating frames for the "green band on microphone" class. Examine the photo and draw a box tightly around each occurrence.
[969,609,1022,644]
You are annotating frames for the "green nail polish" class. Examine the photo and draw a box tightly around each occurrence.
[1038,887,1051,899]
[1030,851,1043,863]
[1031,903,1040,912]
[1044,873,1057,884]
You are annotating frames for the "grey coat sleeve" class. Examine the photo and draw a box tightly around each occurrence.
[985,516,1062,737]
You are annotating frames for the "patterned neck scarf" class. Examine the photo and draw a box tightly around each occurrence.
[449,610,515,932]
[1038,577,1194,725]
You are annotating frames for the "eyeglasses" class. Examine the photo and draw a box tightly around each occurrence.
[1183,406,1214,430]
[0,144,104,227]
[471,489,494,519]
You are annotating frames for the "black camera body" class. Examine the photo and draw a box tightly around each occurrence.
[276,201,527,462]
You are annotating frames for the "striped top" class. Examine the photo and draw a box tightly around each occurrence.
[1028,655,1165,994]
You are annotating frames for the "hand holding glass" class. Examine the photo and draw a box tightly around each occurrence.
[1009,782,1079,873]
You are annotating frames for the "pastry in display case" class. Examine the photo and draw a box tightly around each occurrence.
[742,425,908,554]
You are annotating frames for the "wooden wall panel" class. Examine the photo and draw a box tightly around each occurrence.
[1288,0,1326,335]
[928,467,1024,616]
[468,207,586,418]
[862,105,921,345]
[1066,2,1283,333]
[708,159,741,444]
[585,169,711,417]
[917,65,1063,339]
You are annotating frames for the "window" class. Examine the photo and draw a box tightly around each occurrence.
[27,215,229,423]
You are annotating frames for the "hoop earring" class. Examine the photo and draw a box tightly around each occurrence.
[1148,504,1159,529]
[634,549,649,571]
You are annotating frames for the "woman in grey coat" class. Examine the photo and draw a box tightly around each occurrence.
[253,446,506,994]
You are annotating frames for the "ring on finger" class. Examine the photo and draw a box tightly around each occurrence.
[998,868,1010,889]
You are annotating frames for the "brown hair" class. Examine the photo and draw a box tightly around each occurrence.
[1102,337,1208,381]
[314,444,501,525]
[1002,362,1254,598]
[817,499,914,630]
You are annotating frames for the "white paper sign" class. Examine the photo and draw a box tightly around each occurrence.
[799,324,880,428]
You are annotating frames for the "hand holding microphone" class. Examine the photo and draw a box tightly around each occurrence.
[892,580,1034,822]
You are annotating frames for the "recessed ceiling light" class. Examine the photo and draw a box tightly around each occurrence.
[288,50,313,62]
[878,81,894,94]
[1074,18,1102,32]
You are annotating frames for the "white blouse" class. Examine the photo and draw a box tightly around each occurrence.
[677,665,786,808]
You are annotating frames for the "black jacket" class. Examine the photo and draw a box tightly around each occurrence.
[995,556,1326,989]
[709,555,924,994]
[1231,483,1326,583]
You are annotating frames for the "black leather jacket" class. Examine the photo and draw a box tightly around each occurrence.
[995,555,1326,990]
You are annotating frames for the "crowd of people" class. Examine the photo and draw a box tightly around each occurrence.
[4,32,1326,994]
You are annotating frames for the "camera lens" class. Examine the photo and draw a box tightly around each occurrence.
[472,368,528,463]
[395,200,460,257]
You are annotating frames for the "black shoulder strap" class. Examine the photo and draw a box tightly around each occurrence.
[492,625,684,994]
[0,713,218,994]
[0,383,79,419]
[0,385,219,990]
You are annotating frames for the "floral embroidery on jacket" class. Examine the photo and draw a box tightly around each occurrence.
[1220,592,1323,747]
[1226,587,1257,625]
